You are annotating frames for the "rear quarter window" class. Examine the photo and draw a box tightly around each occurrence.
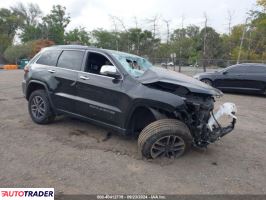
[36,50,62,66]
[251,66,266,73]
[237,65,266,73]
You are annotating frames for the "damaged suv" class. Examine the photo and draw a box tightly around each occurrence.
[22,45,237,159]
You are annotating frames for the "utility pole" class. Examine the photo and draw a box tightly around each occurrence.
[227,10,233,64]
[203,13,208,72]
[227,10,233,37]
[163,19,171,44]
[237,17,249,64]
[109,15,119,51]
[179,15,185,72]
[113,16,130,52]
[134,16,140,55]
[146,15,160,38]
[134,16,138,28]
[247,29,252,60]
[146,15,160,62]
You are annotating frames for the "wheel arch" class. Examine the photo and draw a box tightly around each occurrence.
[200,77,213,82]
[200,78,214,86]
[27,80,57,115]
[26,80,49,100]
[125,105,177,135]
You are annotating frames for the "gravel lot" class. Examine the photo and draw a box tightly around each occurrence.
[0,70,266,194]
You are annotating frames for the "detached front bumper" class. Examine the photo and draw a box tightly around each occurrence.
[207,102,237,142]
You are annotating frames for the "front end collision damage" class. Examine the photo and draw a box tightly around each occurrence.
[177,95,237,148]
[142,79,237,148]
[207,102,237,138]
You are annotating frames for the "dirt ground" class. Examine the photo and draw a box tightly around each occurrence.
[0,70,266,194]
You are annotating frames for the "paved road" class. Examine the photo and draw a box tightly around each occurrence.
[0,70,266,194]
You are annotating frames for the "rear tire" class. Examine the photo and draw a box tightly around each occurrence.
[28,89,55,124]
[138,119,192,159]
[201,79,212,86]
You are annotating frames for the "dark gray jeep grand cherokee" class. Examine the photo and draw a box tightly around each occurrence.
[22,45,237,159]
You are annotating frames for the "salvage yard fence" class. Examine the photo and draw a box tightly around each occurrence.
[151,58,266,76]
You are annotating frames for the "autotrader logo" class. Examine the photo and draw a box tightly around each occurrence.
[0,188,54,200]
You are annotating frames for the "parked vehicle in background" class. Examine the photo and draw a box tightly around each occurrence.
[17,58,29,69]
[161,62,167,67]
[167,62,174,66]
[194,63,266,95]
[22,45,237,159]
[161,62,174,67]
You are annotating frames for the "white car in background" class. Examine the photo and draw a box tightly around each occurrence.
[167,62,174,66]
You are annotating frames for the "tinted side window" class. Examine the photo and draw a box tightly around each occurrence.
[230,65,266,73]
[36,50,62,66]
[227,65,242,73]
[249,66,266,73]
[235,65,251,73]
[57,50,85,71]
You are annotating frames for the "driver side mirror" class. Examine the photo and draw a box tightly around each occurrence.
[100,65,121,79]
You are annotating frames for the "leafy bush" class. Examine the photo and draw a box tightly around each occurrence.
[3,39,55,64]
[31,39,55,56]
[3,42,33,64]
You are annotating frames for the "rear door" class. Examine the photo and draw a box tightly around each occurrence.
[237,65,266,92]
[51,50,85,114]
[215,65,266,92]
[33,49,62,97]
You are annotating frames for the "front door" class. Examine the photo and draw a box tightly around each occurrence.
[215,65,244,91]
[75,52,126,126]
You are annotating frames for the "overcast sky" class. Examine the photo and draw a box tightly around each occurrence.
[0,0,257,37]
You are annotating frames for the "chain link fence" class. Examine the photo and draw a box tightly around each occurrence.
[151,58,266,76]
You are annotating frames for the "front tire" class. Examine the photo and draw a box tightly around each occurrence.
[28,89,55,124]
[138,119,192,159]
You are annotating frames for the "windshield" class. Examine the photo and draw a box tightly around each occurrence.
[219,64,239,72]
[110,51,153,78]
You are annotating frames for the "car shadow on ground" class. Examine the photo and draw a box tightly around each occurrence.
[43,115,222,164]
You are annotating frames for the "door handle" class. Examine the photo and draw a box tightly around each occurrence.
[48,69,56,73]
[80,75,90,80]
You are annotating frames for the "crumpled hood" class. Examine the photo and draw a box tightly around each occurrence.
[138,67,223,96]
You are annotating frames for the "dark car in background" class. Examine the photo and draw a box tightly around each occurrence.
[194,63,266,95]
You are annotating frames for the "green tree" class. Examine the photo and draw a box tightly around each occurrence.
[0,8,22,52]
[65,27,90,45]
[198,27,224,60]
[11,2,42,42]
[227,0,266,61]
[136,29,160,58]
[4,41,34,63]
[250,0,266,59]
[42,5,70,44]
[166,26,200,64]
[122,28,160,57]
[92,29,118,49]
[11,2,41,26]
[257,0,266,9]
